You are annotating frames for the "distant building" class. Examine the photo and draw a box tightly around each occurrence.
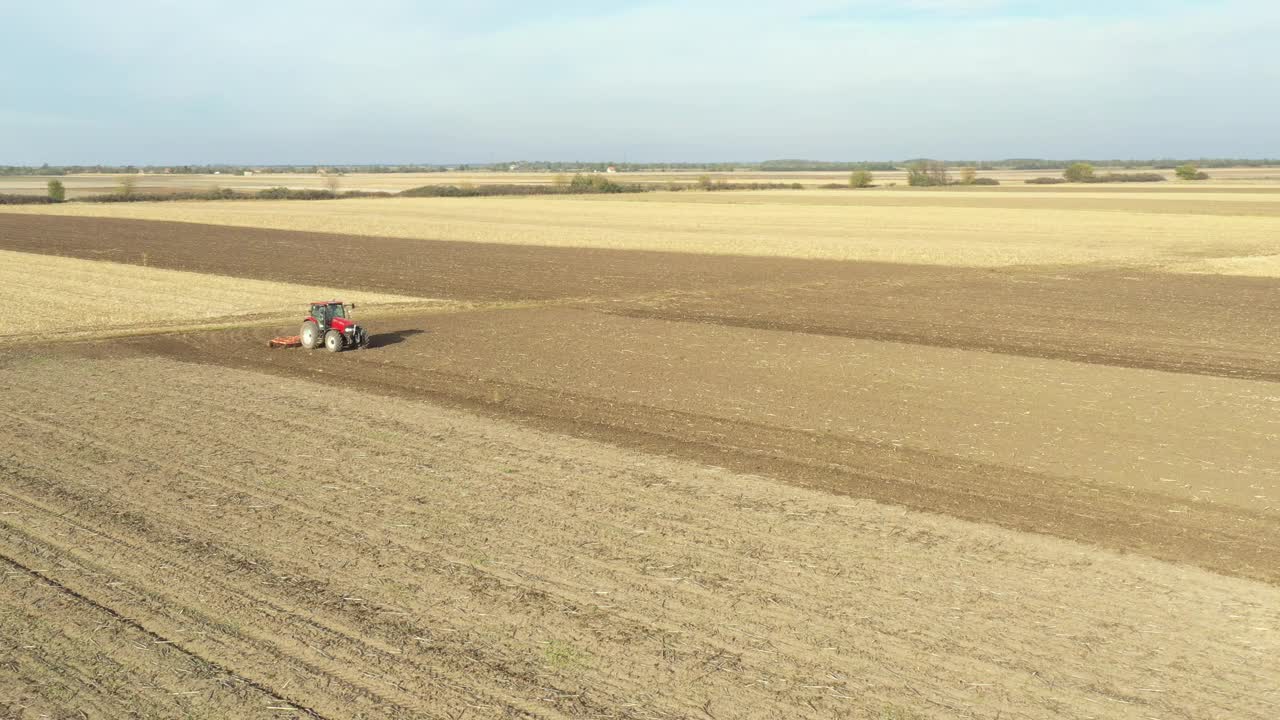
[606,166,618,173]
[243,170,254,176]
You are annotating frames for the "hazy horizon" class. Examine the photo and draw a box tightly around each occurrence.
[5,0,1277,165]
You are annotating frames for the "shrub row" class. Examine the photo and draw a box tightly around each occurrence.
[78,188,395,203]
[401,176,804,198]
[399,182,632,198]
[699,180,804,191]
[1029,173,1164,184]
[0,194,55,204]
[1085,172,1167,183]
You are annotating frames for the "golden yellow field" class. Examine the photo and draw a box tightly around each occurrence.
[0,249,423,338]
[7,187,1280,271]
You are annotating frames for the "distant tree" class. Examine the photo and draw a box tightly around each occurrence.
[959,167,977,185]
[47,180,65,202]
[849,170,874,188]
[1063,162,1095,182]
[117,175,138,197]
[906,162,929,186]
[907,160,949,187]
[697,174,714,190]
[324,173,341,195]
[1175,164,1210,180]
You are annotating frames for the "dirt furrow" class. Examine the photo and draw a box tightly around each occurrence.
[0,551,328,720]
[0,403,778,717]
[0,456,589,719]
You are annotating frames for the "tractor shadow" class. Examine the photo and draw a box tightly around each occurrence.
[365,328,426,349]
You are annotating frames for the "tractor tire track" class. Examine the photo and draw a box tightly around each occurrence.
[0,551,332,720]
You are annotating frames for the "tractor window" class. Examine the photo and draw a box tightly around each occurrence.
[329,304,346,319]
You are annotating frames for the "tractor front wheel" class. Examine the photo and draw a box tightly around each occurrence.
[300,321,320,349]
[324,329,343,353]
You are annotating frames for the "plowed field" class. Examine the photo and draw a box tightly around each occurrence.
[3,202,1280,719]
[3,356,1277,720]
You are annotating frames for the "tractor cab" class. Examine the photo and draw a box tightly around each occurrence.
[300,301,368,352]
[309,301,348,330]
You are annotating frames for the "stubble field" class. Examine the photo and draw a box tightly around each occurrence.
[2,180,1279,718]
[8,188,1280,270]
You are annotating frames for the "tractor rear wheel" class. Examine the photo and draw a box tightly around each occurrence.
[300,321,319,349]
[324,329,343,353]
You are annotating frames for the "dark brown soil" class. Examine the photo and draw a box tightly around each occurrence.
[58,305,1280,586]
[4,213,1279,381]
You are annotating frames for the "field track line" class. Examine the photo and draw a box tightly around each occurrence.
[0,549,333,720]
[593,304,1280,383]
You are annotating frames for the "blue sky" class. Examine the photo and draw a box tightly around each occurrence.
[2,0,1276,164]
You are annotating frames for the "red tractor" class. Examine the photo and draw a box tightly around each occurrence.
[300,301,368,352]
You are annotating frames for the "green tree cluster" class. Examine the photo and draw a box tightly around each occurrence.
[906,161,949,187]
[1175,164,1210,180]
[1063,163,1096,182]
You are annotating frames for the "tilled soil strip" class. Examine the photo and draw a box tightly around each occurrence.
[3,213,1278,382]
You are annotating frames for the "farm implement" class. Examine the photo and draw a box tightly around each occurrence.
[269,301,368,352]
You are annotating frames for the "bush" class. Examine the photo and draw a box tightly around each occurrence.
[1176,164,1210,181]
[970,177,1000,185]
[47,180,66,202]
[255,187,350,200]
[1026,177,1067,184]
[569,173,627,193]
[819,183,847,189]
[849,170,874,188]
[1063,162,1095,182]
[254,186,292,200]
